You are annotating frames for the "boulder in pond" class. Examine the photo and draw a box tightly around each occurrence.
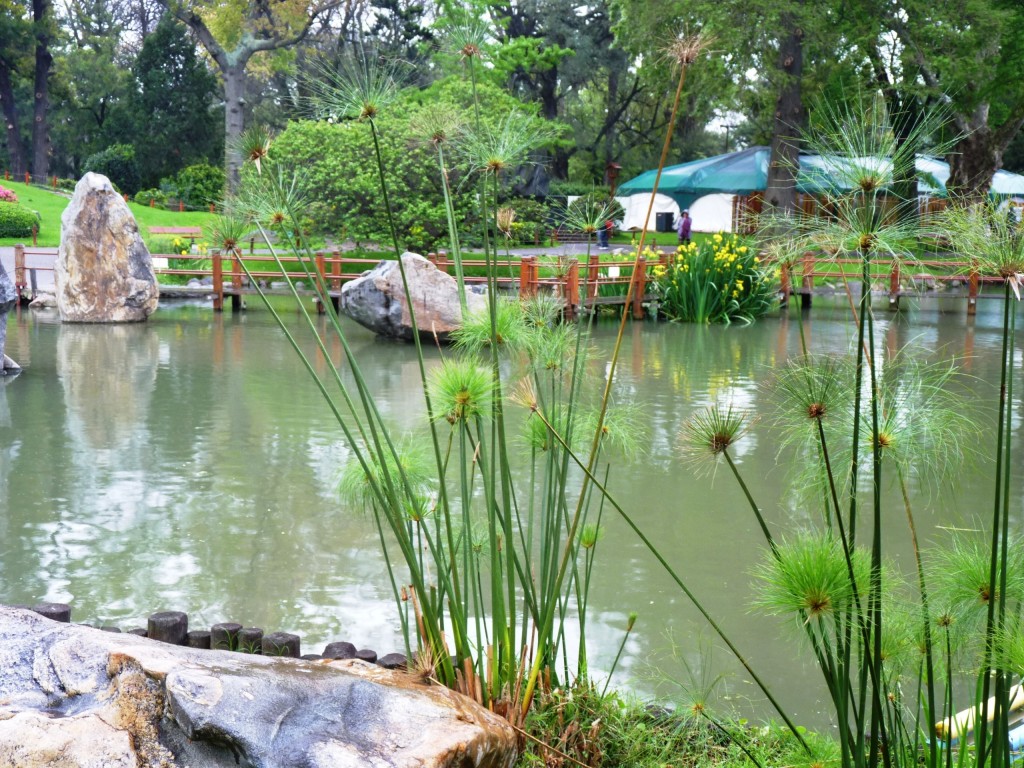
[340,253,487,341]
[55,173,159,323]
[0,259,19,375]
[0,605,517,767]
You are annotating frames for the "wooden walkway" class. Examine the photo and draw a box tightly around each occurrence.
[11,244,1002,320]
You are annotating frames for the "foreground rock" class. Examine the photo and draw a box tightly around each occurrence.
[0,605,517,767]
[340,252,487,340]
[0,259,19,374]
[55,173,159,322]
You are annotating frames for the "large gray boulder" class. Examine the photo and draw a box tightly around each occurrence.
[340,253,487,340]
[0,605,517,767]
[55,173,158,322]
[0,259,19,375]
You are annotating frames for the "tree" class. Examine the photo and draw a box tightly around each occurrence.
[130,14,222,187]
[0,0,32,175]
[159,0,341,190]
[888,0,1024,203]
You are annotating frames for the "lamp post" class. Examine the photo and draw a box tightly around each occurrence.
[724,123,737,154]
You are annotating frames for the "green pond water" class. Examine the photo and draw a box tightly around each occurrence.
[1,296,1021,729]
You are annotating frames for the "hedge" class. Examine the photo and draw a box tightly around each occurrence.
[0,203,40,238]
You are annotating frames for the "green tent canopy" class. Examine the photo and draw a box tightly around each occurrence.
[617,146,1024,212]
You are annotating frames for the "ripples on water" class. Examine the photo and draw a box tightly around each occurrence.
[1,296,1020,728]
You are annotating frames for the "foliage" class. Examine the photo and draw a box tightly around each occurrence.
[654,235,775,324]
[134,188,168,207]
[130,15,223,188]
[82,143,140,195]
[0,201,39,237]
[520,683,823,768]
[172,163,226,208]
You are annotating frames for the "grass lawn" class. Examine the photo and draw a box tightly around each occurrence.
[0,180,216,248]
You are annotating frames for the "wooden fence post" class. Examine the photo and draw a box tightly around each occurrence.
[888,260,900,311]
[519,256,537,299]
[565,258,579,321]
[52,176,56,189]
[212,250,223,312]
[178,200,184,213]
[436,251,448,274]
[13,244,25,298]
[632,256,647,320]
[587,253,600,301]
[24,171,29,184]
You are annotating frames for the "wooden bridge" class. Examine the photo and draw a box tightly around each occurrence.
[11,244,1002,320]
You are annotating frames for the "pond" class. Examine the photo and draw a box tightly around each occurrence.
[1,295,1021,730]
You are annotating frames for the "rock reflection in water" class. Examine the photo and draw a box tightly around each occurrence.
[58,324,159,449]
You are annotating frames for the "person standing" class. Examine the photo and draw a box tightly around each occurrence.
[677,210,692,245]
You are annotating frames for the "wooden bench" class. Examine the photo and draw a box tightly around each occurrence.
[150,226,202,243]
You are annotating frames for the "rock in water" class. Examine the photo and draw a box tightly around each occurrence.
[0,605,518,767]
[55,173,158,322]
[0,259,19,375]
[340,253,487,340]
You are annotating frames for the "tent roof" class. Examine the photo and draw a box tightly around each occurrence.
[617,146,1024,200]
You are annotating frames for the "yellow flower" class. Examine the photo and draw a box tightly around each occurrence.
[739,246,748,254]
[753,256,760,263]
[713,233,723,243]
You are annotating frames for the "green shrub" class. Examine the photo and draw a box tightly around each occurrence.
[500,197,550,246]
[654,233,776,324]
[175,163,225,207]
[0,202,40,238]
[83,143,141,195]
[135,188,168,207]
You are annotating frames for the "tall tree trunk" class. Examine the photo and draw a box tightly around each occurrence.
[31,0,52,181]
[603,66,618,170]
[223,61,247,192]
[0,63,27,177]
[764,7,805,215]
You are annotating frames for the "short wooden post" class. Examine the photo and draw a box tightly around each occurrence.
[212,249,224,312]
[51,176,56,189]
[211,622,242,651]
[24,171,29,184]
[968,261,979,316]
[632,256,646,320]
[149,198,155,207]
[565,258,579,320]
[13,244,25,297]
[32,602,71,622]
[148,611,188,645]
[331,250,342,312]
[263,632,301,658]
[3,170,8,180]
[323,641,356,659]
[178,200,184,212]
[238,627,264,654]
[187,630,212,649]
[436,251,448,274]
[888,260,900,311]
[209,203,215,214]
[587,253,600,301]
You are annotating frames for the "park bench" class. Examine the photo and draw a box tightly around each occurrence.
[550,227,598,245]
[149,226,203,244]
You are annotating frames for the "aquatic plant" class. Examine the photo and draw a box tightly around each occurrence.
[654,234,776,324]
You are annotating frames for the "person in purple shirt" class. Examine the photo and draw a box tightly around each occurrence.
[677,210,692,245]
